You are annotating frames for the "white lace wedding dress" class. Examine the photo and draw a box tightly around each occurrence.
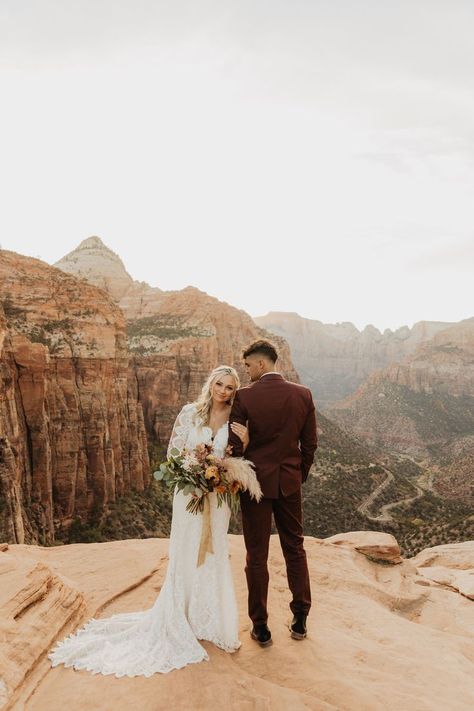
[49,403,241,677]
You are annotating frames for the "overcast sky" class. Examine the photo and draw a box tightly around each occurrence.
[1,1,473,332]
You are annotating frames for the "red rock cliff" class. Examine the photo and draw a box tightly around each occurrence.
[0,250,149,544]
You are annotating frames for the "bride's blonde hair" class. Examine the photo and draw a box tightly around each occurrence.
[193,365,240,427]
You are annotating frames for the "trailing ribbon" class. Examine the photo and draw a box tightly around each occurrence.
[197,495,214,567]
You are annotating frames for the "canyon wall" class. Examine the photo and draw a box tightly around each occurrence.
[0,250,149,544]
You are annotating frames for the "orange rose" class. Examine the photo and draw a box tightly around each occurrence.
[205,465,219,480]
[215,485,226,494]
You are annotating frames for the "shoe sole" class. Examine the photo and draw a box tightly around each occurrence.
[289,624,307,640]
[250,630,273,647]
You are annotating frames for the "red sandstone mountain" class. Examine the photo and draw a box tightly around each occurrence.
[54,237,299,447]
[0,250,149,544]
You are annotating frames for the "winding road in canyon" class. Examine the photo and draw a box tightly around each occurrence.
[358,459,433,523]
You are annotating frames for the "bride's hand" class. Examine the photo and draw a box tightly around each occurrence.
[230,422,249,450]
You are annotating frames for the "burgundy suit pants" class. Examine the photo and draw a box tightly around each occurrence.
[240,486,311,625]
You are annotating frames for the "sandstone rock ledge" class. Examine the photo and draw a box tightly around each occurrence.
[1,533,474,711]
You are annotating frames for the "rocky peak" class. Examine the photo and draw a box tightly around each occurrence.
[54,236,134,300]
[361,324,382,340]
[78,236,114,251]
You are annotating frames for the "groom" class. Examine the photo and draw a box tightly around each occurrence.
[228,340,317,646]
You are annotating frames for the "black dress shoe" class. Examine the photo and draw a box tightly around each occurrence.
[289,614,307,640]
[250,623,273,647]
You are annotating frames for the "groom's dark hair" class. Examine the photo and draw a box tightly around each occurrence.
[243,340,278,363]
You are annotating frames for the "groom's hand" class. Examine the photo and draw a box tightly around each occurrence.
[299,394,317,480]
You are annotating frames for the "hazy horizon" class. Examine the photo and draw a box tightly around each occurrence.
[1,2,473,332]
[3,234,466,335]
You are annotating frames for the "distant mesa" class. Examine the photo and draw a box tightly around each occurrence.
[255,311,454,409]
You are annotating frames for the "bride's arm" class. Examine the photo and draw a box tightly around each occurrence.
[167,404,194,457]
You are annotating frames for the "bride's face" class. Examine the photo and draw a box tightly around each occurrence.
[211,374,236,405]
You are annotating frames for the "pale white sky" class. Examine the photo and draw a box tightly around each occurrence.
[1,1,473,332]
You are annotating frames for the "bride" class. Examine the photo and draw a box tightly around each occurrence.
[49,365,249,677]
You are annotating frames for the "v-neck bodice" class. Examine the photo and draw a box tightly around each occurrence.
[203,422,228,440]
[186,415,229,457]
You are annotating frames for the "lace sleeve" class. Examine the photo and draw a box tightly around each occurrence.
[167,404,195,457]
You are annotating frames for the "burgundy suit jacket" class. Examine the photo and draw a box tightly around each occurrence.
[228,373,317,498]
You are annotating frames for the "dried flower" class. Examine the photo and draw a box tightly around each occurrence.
[154,442,261,517]
[229,480,242,495]
[205,465,219,480]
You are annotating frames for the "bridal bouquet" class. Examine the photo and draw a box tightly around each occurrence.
[153,443,262,516]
